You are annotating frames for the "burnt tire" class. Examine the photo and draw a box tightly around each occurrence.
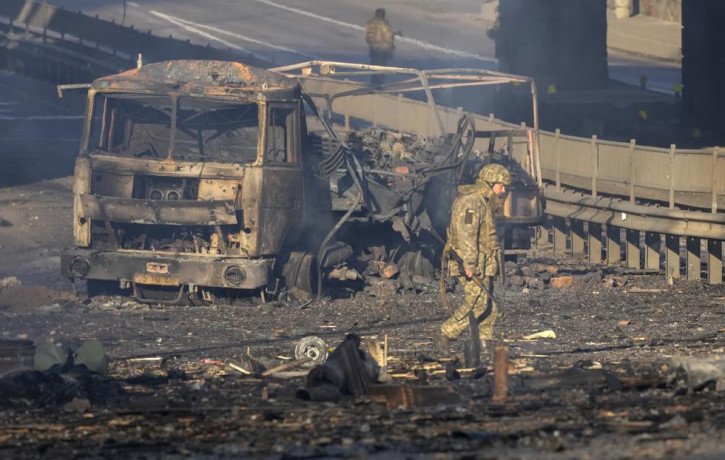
[397,250,435,279]
[282,251,318,296]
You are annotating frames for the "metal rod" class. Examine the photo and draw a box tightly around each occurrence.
[530,80,543,188]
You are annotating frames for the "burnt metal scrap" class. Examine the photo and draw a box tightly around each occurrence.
[297,334,379,402]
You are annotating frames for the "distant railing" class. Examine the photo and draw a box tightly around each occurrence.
[0,0,269,82]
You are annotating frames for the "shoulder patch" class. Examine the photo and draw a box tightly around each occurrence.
[465,208,475,225]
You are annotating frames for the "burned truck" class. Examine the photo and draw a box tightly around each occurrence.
[59,60,543,303]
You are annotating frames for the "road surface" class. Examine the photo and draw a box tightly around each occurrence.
[43,0,679,93]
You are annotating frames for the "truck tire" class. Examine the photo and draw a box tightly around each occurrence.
[283,251,318,296]
[397,250,435,279]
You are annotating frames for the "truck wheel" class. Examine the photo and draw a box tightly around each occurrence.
[283,251,318,296]
[397,250,435,279]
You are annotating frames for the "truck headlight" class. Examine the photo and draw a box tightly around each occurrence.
[69,256,90,277]
[224,266,245,286]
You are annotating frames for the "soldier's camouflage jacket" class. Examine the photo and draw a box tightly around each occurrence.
[364,17,395,54]
[446,182,502,278]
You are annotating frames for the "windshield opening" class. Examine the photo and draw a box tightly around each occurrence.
[87,93,260,164]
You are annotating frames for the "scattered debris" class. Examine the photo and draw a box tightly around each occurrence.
[628,287,665,294]
[226,361,252,375]
[294,336,329,368]
[549,275,574,289]
[522,330,557,340]
[0,276,20,290]
[262,357,313,377]
[668,357,725,392]
[366,384,464,409]
[34,340,108,376]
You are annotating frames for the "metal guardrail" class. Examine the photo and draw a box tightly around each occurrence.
[0,0,269,81]
[0,1,721,283]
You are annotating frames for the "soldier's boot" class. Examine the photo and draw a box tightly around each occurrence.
[433,331,451,357]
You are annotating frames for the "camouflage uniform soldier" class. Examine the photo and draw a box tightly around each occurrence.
[364,8,395,85]
[434,163,512,355]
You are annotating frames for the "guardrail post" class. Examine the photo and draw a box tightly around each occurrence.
[606,225,620,265]
[555,128,561,191]
[588,223,603,263]
[668,144,676,209]
[645,232,661,270]
[628,139,636,203]
[626,229,641,268]
[686,237,701,281]
[712,148,720,213]
[570,220,585,256]
[665,235,680,280]
[552,217,567,253]
[591,135,598,198]
[488,113,494,130]
[708,239,722,284]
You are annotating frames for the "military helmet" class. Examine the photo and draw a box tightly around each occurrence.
[478,163,512,186]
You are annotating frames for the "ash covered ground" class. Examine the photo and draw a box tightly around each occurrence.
[1,177,725,459]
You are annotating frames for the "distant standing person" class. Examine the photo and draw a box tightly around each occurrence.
[364,8,395,85]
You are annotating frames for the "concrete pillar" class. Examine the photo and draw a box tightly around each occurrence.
[666,235,681,280]
[553,217,568,253]
[686,237,701,281]
[570,220,586,256]
[626,229,641,269]
[606,225,621,265]
[588,223,603,263]
[645,232,661,270]
[708,239,723,285]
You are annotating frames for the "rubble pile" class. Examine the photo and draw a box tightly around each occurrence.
[503,258,626,292]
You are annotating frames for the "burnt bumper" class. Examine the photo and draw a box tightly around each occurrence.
[61,249,271,289]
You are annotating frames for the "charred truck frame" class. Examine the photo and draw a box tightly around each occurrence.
[59,60,543,303]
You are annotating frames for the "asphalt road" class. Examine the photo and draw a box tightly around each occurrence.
[42,0,680,93]
[45,0,497,70]
[39,0,681,93]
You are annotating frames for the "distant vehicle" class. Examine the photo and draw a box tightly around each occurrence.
[59,60,543,303]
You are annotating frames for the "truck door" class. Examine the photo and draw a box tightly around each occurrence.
[258,103,304,254]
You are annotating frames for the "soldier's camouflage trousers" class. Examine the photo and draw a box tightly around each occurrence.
[441,275,497,341]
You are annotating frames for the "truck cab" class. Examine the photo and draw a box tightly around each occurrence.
[60,60,307,303]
